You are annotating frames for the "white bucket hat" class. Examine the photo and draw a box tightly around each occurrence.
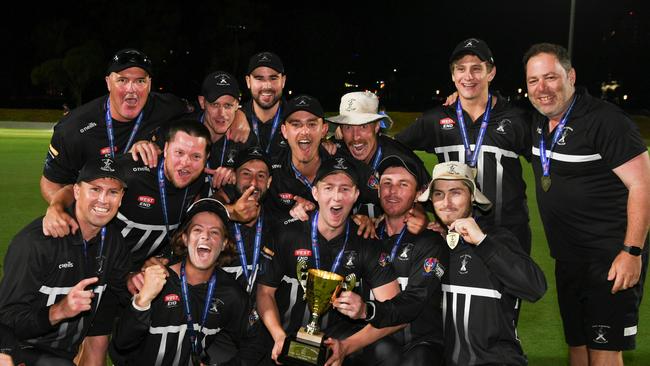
[326,91,393,129]
[417,161,492,211]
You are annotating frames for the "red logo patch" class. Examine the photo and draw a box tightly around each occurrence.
[439,118,455,130]
[164,294,180,302]
[138,196,156,204]
[294,249,313,257]
[279,193,295,200]
[100,146,118,156]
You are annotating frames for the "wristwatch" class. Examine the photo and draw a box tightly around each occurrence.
[622,245,642,256]
[364,301,376,322]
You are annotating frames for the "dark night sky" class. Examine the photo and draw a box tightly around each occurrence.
[3,0,648,111]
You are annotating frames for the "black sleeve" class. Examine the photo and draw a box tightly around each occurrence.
[361,239,397,290]
[473,227,547,302]
[106,231,133,307]
[0,227,57,339]
[110,299,152,354]
[395,114,436,152]
[255,230,284,288]
[43,122,83,184]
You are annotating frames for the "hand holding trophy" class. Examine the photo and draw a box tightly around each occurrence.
[279,268,345,366]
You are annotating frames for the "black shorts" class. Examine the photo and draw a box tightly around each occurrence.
[555,252,648,350]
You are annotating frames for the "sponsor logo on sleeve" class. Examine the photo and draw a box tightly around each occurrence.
[439,118,455,130]
[164,293,180,308]
[294,249,312,257]
[137,196,156,209]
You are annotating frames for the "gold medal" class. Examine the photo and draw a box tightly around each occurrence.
[541,176,551,192]
[446,231,460,250]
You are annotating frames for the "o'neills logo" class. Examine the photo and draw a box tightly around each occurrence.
[164,293,180,308]
[294,249,312,257]
[439,118,455,130]
[100,146,118,156]
[79,122,97,134]
[138,195,155,209]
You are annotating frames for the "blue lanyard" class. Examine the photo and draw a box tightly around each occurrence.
[290,162,313,190]
[252,105,282,154]
[104,98,144,157]
[539,95,578,177]
[233,213,264,293]
[82,227,106,271]
[180,260,217,361]
[201,112,229,168]
[157,159,189,235]
[311,211,350,273]
[370,145,383,171]
[378,224,407,262]
[455,93,492,167]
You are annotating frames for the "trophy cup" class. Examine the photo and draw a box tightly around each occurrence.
[279,269,344,366]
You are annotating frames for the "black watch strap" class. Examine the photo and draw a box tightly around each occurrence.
[622,245,642,256]
[364,301,376,322]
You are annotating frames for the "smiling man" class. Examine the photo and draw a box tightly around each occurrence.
[110,198,249,366]
[525,43,650,366]
[41,48,192,205]
[0,157,131,366]
[396,38,533,255]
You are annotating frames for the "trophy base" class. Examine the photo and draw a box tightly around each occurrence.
[278,330,331,366]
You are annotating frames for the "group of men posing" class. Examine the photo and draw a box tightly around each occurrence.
[0,37,647,366]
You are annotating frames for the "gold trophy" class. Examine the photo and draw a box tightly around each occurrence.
[279,268,344,366]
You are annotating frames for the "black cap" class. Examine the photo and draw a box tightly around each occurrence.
[180,198,230,231]
[283,95,324,122]
[106,48,153,76]
[77,157,128,188]
[247,51,284,74]
[234,146,271,171]
[201,71,240,103]
[377,155,419,179]
[449,38,494,65]
[314,156,359,187]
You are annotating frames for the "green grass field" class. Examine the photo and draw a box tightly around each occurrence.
[0,126,648,365]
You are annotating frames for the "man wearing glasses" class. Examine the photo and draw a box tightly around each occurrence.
[40,48,193,205]
[0,157,131,366]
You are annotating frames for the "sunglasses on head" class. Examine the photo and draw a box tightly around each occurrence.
[112,50,151,67]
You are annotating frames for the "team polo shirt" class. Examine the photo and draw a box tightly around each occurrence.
[256,215,396,335]
[265,147,379,224]
[531,88,648,262]
[375,226,445,346]
[117,155,206,269]
[332,134,431,217]
[242,99,288,160]
[396,93,531,228]
[110,266,249,365]
[44,93,191,184]
[0,208,131,360]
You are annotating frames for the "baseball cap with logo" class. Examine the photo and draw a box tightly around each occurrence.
[326,91,393,129]
[77,157,128,188]
[247,51,284,74]
[283,95,325,121]
[201,71,240,103]
[314,156,359,187]
[106,48,153,76]
[179,198,230,232]
[377,155,428,188]
[234,146,271,171]
[417,161,491,210]
[449,38,495,65]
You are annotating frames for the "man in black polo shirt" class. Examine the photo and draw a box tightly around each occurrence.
[266,94,378,227]
[420,161,546,366]
[396,38,533,254]
[0,157,131,366]
[238,51,288,160]
[369,155,446,366]
[257,156,403,366]
[327,91,430,219]
[110,198,250,366]
[525,43,650,366]
[41,48,192,204]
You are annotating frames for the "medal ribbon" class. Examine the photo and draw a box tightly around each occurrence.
[455,93,492,167]
[379,224,407,262]
[370,145,383,171]
[105,98,144,157]
[81,227,106,271]
[252,105,282,154]
[180,260,217,362]
[233,213,264,293]
[158,158,189,236]
[311,211,350,273]
[539,95,578,178]
[290,162,314,190]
